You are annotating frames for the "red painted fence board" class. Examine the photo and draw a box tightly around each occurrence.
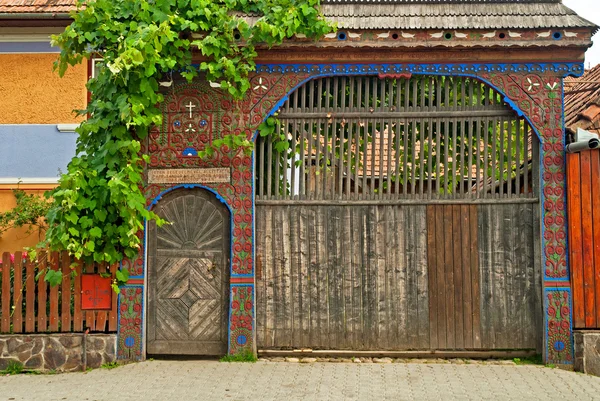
[568,150,600,329]
[0,251,119,334]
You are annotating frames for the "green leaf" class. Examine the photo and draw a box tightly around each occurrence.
[115,268,129,284]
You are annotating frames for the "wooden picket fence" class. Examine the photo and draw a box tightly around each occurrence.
[0,251,118,334]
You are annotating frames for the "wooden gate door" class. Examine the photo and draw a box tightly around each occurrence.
[147,188,230,355]
[255,75,542,352]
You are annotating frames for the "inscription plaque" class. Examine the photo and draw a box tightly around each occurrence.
[148,168,230,184]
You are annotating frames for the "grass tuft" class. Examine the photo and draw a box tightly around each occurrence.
[220,350,257,363]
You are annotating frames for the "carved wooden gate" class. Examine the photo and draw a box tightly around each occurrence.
[255,75,543,352]
[147,188,230,355]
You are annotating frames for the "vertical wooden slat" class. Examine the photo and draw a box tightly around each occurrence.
[108,264,119,332]
[95,263,108,332]
[361,117,368,200]
[84,260,95,331]
[452,206,464,348]
[353,121,360,200]
[483,117,489,198]
[434,206,447,348]
[427,206,438,348]
[507,118,513,197]
[37,251,48,332]
[427,118,433,199]
[580,150,596,327]
[61,251,71,332]
[13,251,23,333]
[1,252,11,333]
[259,135,265,199]
[499,117,505,197]
[443,117,449,196]
[290,120,298,199]
[451,119,458,198]
[592,151,600,328]
[73,259,83,332]
[267,126,273,199]
[516,119,522,196]
[524,128,530,196]
[461,205,473,348]
[443,205,455,347]
[25,257,35,332]
[323,115,331,198]
[491,117,498,198]
[49,252,60,332]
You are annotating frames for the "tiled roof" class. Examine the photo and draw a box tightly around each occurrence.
[0,0,76,14]
[565,65,600,134]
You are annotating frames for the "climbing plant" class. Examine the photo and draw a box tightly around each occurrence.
[45,0,333,272]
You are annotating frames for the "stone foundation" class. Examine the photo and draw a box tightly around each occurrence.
[574,331,600,376]
[0,333,116,372]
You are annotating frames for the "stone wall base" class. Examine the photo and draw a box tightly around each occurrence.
[574,330,600,376]
[0,333,116,372]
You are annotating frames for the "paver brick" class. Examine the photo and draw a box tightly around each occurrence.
[1,360,600,400]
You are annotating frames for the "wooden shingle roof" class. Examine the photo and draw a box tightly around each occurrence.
[0,0,595,34]
[321,2,596,30]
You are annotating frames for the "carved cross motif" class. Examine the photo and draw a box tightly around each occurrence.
[185,101,196,118]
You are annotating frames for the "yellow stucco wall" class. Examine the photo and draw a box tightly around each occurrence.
[0,184,55,254]
[0,53,87,124]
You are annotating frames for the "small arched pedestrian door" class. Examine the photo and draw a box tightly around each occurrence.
[147,187,230,355]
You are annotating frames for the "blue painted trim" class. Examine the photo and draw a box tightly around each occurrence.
[255,62,585,78]
[543,287,574,365]
[0,41,60,53]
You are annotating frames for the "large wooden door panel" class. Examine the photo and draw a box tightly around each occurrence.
[148,188,230,356]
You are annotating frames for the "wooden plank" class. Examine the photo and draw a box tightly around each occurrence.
[470,205,482,348]
[443,205,455,348]
[580,150,596,327]
[593,151,600,328]
[72,259,83,332]
[461,205,473,349]
[60,251,71,332]
[342,207,354,346]
[427,206,438,349]
[415,206,430,348]
[452,206,464,348]
[49,252,60,332]
[435,206,447,348]
[1,252,11,333]
[13,251,23,333]
[37,251,48,332]
[25,257,35,332]
[567,153,584,328]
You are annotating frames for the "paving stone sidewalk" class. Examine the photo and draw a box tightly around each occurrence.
[2,360,600,401]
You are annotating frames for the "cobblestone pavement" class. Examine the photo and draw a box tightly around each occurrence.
[2,360,600,401]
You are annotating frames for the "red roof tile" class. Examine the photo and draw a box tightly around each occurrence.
[565,64,600,134]
[0,0,76,14]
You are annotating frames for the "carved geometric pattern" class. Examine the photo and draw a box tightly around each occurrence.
[155,257,222,341]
